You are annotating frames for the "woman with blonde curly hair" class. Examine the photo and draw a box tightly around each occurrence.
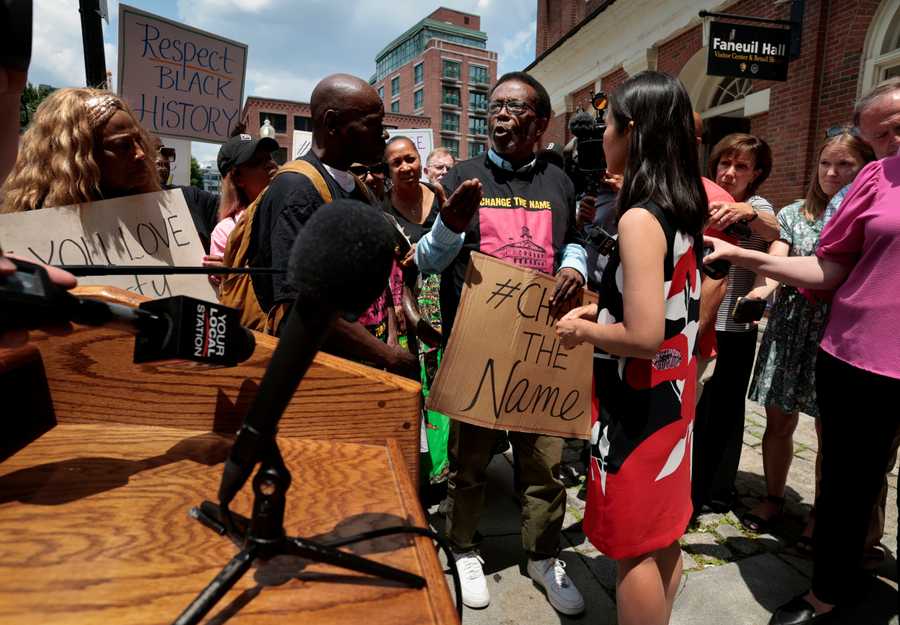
[1,87,159,213]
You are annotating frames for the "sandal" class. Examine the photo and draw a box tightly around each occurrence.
[741,495,785,534]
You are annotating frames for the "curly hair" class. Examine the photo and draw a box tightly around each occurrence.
[1,88,160,213]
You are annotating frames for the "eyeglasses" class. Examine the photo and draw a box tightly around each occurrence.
[488,99,534,115]
[825,125,860,138]
[349,163,386,178]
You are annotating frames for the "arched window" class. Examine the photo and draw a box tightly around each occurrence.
[710,77,754,108]
[862,0,900,88]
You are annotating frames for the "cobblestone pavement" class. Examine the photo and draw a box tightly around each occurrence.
[430,399,899,625]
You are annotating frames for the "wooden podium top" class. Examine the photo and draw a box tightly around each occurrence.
[0,424,457,625]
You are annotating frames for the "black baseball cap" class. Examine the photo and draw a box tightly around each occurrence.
[217,134,279,176]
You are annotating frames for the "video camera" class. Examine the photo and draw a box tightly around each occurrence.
[569,91,609,196]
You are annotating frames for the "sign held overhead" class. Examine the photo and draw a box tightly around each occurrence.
[117,3,248,143]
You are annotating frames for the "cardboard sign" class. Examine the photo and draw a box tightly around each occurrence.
[707,21,791,82]
[0,190,217,301]
[117,4,248,143]
[428,253,595,439]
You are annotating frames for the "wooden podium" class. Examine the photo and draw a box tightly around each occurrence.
[0,287,456,624]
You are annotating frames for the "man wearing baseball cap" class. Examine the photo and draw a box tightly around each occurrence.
[217,134,280,178]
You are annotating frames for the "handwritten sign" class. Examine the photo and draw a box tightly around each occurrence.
[0,190,217,301]
[117,4,248,143]
[427,253,595,439]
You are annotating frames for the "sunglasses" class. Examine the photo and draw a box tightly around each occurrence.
[488,99,534,115]
[349,163,387,177]
[825,126,860,138]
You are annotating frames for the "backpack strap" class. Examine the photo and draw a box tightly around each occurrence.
[275,159,333,204]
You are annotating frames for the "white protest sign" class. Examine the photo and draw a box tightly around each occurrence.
[0,190,217,301]
[159,135,191,186]
[117,4,248,143]
[292,130,312,160]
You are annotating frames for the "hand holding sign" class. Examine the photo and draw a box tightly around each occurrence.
[550,267,585,317]
[441,179,483,233]
[428,253,595,439]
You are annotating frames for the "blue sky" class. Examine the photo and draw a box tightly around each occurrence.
[29,0,537,163]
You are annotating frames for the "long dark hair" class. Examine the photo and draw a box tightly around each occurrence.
[609,71,706,236]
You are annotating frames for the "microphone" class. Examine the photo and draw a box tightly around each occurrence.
[0,259,256,365]
[217,199,396,506]
[58,265,285,277]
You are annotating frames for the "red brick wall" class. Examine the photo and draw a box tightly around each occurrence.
[601,67,628,93]
[538,0,883,207]
[571,84,595,113]
[816,1,881,137]
[536,0,582,56]
[658,28,702,77]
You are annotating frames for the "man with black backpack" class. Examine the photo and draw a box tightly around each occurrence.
[242,73,417,376]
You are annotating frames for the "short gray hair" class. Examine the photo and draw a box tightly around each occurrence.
[426,147,455,166]
[853,77,900,126]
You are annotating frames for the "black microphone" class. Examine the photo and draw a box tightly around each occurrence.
[217,199,396,506]
[0,259,256,365]
[58,265,285,277]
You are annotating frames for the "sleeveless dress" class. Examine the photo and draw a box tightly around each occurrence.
[583,202,701,559]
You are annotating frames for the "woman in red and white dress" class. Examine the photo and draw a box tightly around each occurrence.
[556,71,706,625]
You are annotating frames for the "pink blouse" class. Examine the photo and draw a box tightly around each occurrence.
[210,210,245,258]
[816,156,900,379]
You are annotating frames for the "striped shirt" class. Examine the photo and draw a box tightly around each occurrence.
[715,195,776,332]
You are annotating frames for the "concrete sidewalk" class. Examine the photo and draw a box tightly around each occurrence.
[430,400,899,625]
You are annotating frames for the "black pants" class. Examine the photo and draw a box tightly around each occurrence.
[692,328,758,510]
[812,349,900,605]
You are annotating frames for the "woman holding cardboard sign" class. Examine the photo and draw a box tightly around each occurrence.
[2,88,160,213]
[555,71,705,625]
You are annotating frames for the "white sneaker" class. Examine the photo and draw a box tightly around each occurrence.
[453,550,490,608]
[527,557,585,615]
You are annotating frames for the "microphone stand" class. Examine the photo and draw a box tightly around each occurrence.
[173,436,425,625]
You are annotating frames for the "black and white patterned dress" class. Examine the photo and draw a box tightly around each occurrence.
[583,202,701,559]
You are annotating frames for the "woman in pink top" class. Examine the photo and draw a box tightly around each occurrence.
[704,153,900,625]
[203,134,279,287]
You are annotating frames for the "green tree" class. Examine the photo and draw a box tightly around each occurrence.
[20,83,55,129]
[190,157,203,188]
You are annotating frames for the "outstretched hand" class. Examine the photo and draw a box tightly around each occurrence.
[702,235,741,265]
[441,179,482,233]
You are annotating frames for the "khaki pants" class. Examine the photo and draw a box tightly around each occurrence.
[446,420,565,558]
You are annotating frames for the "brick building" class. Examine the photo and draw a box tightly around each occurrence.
[528,0,899,209]
[371,7,498,161]
[240,96,431,165]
